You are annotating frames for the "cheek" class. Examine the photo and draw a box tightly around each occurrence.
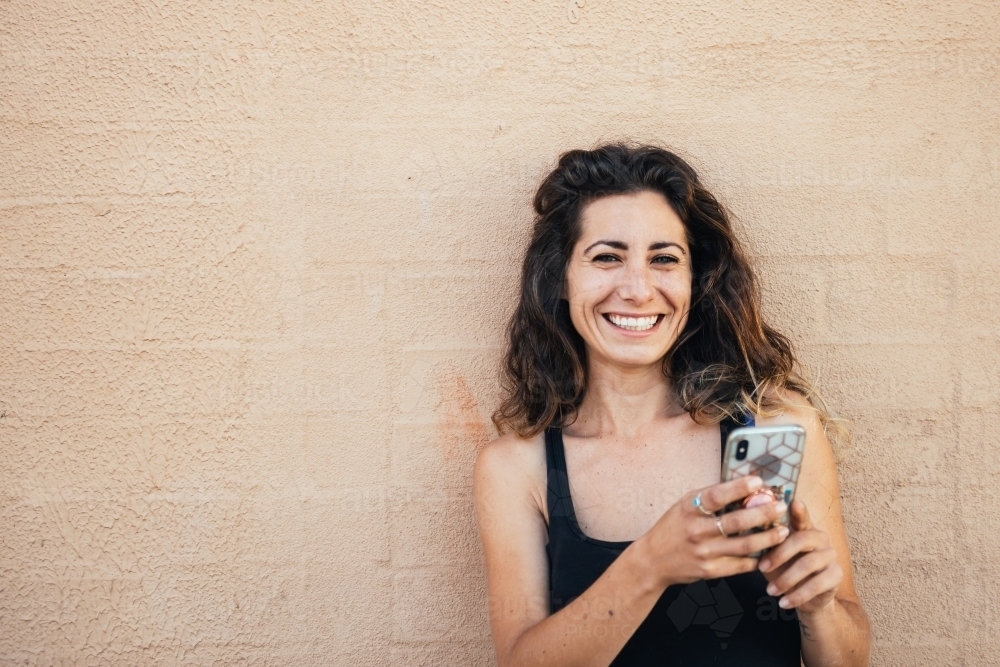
[656,272,693,307]
[568,269,614,305]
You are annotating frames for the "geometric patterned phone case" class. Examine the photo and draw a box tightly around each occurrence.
[721,424,806,544]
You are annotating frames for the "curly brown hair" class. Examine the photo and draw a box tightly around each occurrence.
[493,143,835,440]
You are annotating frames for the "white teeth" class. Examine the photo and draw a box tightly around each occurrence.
[607,314,659,331]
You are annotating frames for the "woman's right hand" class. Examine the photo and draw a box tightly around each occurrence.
[634,475,790,588]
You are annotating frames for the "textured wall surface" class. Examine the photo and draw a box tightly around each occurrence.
[1,1,998,665]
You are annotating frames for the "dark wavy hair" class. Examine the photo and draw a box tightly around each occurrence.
[493,143,836,440]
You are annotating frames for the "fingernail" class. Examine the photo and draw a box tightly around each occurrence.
[758,559,771,572]
[748,476,763,489]
[766,583,778,596]
[775,502,788,514]
[777,526,789,539]
[779,597,791,609]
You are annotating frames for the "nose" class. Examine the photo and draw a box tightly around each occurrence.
[618,260,655,303]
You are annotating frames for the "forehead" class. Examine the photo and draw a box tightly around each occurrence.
[578,191,688,247]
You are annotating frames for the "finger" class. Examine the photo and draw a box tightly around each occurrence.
[713,524,789,558]
[778,563,842,610]
[758,529,828,573]
[759,557,793,584]
[692,476,763,514]
[688,500,786,542]
[765,549,836,597]
[790,499,812,532]
[699,555,762,581]
[718,501,788,536]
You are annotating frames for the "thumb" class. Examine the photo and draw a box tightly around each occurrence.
[790,499,812,532]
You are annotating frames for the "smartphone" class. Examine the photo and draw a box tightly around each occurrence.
[720,424,806,554]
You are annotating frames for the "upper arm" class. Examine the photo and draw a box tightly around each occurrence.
[758,396,864,607]
[473,433,550,661]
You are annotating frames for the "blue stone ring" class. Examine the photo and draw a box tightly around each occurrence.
[692,492,715,516]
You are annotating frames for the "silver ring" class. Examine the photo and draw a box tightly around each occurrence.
[715,515,728,537]
[692,492,715,516]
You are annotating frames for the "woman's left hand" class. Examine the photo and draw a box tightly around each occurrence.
[756,499,844,615]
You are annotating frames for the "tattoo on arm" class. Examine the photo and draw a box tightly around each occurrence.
[799,619,815,641]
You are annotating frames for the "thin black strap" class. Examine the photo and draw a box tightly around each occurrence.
[544,427,574,521]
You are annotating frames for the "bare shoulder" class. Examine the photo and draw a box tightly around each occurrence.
[474,429,547,485]
[475,429,546,476]
[756,388,825,435]
[474,429,548,517]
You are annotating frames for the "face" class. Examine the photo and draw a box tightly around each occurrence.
[564,190,693,370]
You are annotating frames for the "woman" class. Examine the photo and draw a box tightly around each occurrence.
[474,144,870,666]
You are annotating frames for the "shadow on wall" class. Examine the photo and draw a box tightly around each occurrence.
[435,366,492,473]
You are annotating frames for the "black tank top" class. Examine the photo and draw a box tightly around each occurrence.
[545,419,801,666]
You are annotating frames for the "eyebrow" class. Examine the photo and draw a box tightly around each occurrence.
[583,240,687,255]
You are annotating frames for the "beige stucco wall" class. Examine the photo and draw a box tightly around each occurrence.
[2,1,998,665]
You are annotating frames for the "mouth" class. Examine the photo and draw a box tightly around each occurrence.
[602,313,665,333]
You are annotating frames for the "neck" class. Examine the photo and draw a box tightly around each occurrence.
[567,355,683,441]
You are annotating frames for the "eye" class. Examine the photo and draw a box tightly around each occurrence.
[592,253,621,264]
[652,254,679,265]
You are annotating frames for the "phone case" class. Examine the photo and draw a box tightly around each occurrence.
[721,424,806,554]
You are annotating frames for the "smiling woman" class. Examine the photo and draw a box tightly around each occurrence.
[475,144,870,667]
[565,192,693,370]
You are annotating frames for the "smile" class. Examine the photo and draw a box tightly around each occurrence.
[603,313,664,332]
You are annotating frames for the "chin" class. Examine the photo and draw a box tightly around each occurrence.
[604,348,669,370]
